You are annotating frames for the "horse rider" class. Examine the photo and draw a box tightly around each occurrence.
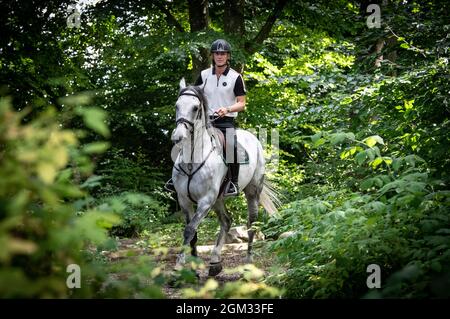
[166,39,246,197]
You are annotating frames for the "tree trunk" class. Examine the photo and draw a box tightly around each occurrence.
[224,0,245,36]
[374,38,384,68]
[188,0,210,82]
[223,0,245,73]
[358,0,388,70]
[385,35,398,75]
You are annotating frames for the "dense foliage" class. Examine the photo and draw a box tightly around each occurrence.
[0,0,448,298]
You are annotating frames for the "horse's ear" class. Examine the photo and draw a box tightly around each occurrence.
[179,78,186,89]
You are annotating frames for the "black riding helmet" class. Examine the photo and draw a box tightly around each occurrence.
[210,39,231,53]
[210,39,231,67]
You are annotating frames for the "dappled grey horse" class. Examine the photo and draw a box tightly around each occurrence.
[171,79,278,276]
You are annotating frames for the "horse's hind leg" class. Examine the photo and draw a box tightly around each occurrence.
[209,199,232,276]
[244,181,262,264]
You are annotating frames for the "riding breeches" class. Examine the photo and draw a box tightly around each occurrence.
[210,116,237,164]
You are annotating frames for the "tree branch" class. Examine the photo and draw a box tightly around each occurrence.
[153,1,185,32]
[245,0,288,54]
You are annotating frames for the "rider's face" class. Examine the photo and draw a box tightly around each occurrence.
[213,52,229,66]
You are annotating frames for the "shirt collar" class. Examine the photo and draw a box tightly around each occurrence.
[212,65,230,76]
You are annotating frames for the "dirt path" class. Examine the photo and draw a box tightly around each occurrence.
[107,239,261,299]
[163,244,250,298]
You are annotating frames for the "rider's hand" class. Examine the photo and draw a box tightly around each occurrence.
[217,107,228,118]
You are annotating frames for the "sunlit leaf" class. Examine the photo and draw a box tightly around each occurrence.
[77,107,110,138]
[371,157,384,168]
[363,135,384,147]
[82,142,110,154]
[37,163,57,184]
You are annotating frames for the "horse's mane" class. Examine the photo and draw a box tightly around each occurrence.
[179,85,209,126]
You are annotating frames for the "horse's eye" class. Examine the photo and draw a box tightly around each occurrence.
[193,106,198,112]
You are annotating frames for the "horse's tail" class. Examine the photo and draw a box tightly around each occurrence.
[260,179,282,216]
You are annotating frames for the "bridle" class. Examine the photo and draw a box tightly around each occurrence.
[176,86,210,128]
[175,91,202,130]
[173,87,216,204]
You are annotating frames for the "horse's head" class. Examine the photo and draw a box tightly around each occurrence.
[171,78,206,144]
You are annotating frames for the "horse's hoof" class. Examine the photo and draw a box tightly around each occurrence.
[208,262,223,277]
[244,255,253,264]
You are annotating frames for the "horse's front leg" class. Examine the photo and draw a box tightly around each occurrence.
[176,198,213,268]
[175,198,195,269]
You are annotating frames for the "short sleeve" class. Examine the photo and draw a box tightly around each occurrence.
[233,75,246,96]
[194,74,203,86]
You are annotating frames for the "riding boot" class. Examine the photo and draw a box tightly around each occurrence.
[224,163,239,197]
[164,178,176,193]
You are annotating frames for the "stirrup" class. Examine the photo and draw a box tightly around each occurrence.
[224,181,239,197]
[164,178,176,193]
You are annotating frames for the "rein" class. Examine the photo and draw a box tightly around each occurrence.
[174,88,216,204]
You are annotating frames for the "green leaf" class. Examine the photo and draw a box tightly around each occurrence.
[355,151,367,165]
[82,142,111,154]
[330,133,347,145]
[380,175,392,184]
[340,146,357,159]
[311,132,322,144]
[373,177,384,187]
[58,92,93,106]
[340,96,353,105]
[392,158,402,171]
[314,138,326,147]
[405,181,427,193]
[366,216,378,226]
[311,202,329,214]
[52,184,85,198]
[361,178,373,190]
[37,163,57,184]
[56,168,72,183]
[404,99,414,110]
[77,107,110,138]
[368,201,386,212]
[364,137,376,148]
[366,149,376,161]
[404,155,425,168]
[371,157,384,168]
[363,135,384,147]
[400,42,410,49]
[75,211,120,244]
[379,180,403,194]
[345,132,355,141]
[80,175,104,189]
